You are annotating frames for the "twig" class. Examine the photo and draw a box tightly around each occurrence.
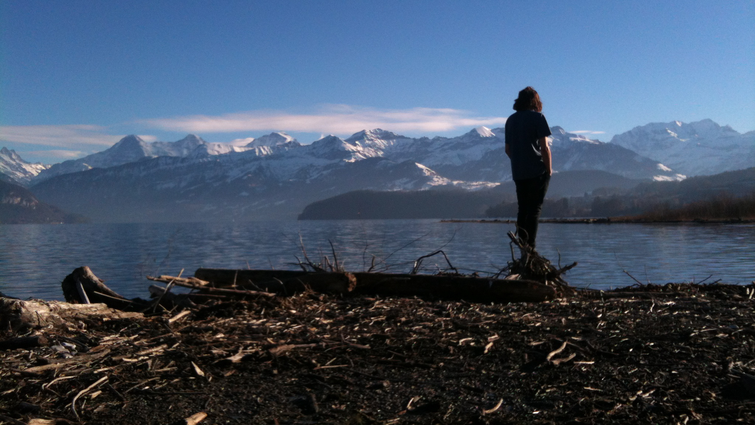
[546,341,568,362]
[482,398,503,415]
[622,270,645,286]
[411,250,459,275]
[329,239,341,272]
[168,281,276,298]
[368,231,432,272]
[269,343,318,356]
[697,274,714,284]
[72,375,108,420]
[151,269,184,313]
[183,412,208,425]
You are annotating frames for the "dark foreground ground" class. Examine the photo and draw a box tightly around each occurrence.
[2,283,755,424]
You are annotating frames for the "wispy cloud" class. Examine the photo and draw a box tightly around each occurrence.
[143,105,508,135]
[228,137,256,147]
[21,149,90,160]
[570,130,606,135]
[0,125,123,148]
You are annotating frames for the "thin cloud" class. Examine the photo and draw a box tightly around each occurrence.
[137,134,159,143]
[228,137,256,146]
[570,130,606,135]
[0,125,123,148]
[21,149,89,160]
[143,105,508,135]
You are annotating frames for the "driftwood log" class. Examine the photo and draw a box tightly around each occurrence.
[193,268,558,303]
[0,335,49,350]
[353,272,556,302]
[61,266,143,310]
[191,269,358,295]
[0,297,142,332]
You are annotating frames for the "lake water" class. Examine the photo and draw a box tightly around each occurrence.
[1,220,753,300]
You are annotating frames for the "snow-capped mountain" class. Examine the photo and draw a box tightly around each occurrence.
[610,119,755,176]
[0,147,49,185]
[246,132,298,148]
[33,134,258,182]
[26,119,751,222]
[549,127,686,181]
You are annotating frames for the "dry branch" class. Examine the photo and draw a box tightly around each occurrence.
[504,231,577,297]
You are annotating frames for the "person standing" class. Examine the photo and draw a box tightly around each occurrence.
[505,86,552,250]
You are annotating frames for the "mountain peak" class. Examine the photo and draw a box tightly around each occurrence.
[112,135,146,149]
[177,134,206,144]
[247,132,297,148]
[474,126,495,138]
[0,146,50,185]
[458,126,497,139]
[346,129,402,143]
[0,147,23,163]
[312,135,344,146]
[307,135,376,160]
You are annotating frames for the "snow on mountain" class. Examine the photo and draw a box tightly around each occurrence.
[305,135,382,161]
[549,127,684,181]
[610,119,754,176]
[548,127,601,147]
[413,163,452,187]
[35,134,279,182]
[0,147,49,185]
[27,120,751,222]
[36,135,166,181]
[406,127,505,169]
[345,129,411,150]
[474,126,495,138]
[246,132,298,148]
[189,142,247,158]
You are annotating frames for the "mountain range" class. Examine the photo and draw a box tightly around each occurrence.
[1,119,752,222]
[610,119,755,176]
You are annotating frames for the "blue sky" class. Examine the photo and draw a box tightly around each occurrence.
[1,0,753,164]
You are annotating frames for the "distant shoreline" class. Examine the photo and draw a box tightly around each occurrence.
[441,218,755,224]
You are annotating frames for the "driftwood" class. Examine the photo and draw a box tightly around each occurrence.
[193,268,558,303]
[353,272,556,302]
[61,266,143,311]
[147,285,211,306]
[170,412,208,425]
[147,276,278,298]
[191,237,577,303]
[0,335,49,351]
[60,267,202,313]
[192,269,358,295]
[0,297,142,332]
[503,231,577,297]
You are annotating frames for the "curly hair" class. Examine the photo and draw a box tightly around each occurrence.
[513,86,543,112]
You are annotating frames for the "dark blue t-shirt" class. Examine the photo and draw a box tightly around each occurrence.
[505,110,552,180]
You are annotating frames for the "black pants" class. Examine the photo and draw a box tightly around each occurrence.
[514,173,550,248]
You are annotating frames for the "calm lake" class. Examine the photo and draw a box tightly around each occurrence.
[1,220,753,300]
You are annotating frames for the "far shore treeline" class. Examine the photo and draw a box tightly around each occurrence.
[298,167,755,221]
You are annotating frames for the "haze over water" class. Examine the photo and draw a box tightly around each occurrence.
[0,220,753,300]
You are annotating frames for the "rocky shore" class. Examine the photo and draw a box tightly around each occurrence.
[2,282,754,424]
